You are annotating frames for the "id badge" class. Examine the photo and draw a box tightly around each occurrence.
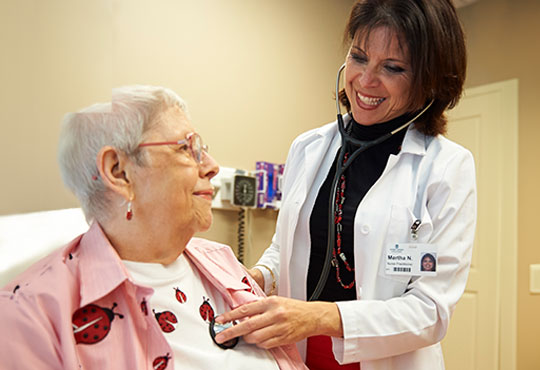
[385,243,438,276]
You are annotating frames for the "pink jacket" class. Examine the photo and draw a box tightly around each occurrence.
[0,222,307,369]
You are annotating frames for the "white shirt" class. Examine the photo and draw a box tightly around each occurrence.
[123,254,279,370]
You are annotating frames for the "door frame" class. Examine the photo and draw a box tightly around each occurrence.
[463,79,518,370]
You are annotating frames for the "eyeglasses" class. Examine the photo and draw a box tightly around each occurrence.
[138,132,208,164]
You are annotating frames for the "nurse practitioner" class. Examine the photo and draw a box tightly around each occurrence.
[216,0,476,369]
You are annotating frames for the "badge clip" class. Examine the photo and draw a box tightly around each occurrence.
[410,219,421,240]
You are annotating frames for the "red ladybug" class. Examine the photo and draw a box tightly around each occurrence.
[153,353,171,370]
[242,276,254,293]
[174,287,187,303]
[199,297,215,322]
[141,298,148,316]
[153,309,178,333]
[72,303,124,344]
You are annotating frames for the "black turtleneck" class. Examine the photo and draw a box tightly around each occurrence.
[307,114,412,302]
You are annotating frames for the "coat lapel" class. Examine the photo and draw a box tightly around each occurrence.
[299,120,341,203]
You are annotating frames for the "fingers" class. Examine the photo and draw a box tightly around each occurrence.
[215,312,292,349]
[214,301,272,344]
[215,299,263,324]
[214,296,310,348]
[214,298,342,349]
[243,323,291,349]
[214,315,266,346]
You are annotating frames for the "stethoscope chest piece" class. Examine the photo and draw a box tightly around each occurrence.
[209,318,239,349]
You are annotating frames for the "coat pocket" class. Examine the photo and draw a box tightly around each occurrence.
[373,205,432,299]
[386,204,434,244]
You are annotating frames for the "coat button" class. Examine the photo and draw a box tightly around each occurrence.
[360,224,371,234]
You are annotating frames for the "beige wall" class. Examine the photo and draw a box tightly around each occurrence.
[458,0,540,368]
[0,0,355,262]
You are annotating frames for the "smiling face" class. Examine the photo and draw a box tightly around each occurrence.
[422,255,435,271]
[344,26,413,125]
[132,106,219,239]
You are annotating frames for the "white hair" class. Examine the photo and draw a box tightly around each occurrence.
[57,85,188,223]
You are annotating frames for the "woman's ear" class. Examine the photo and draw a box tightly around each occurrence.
[96,146,133,200]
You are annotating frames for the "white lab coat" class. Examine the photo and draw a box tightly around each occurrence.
[256,114,476,370]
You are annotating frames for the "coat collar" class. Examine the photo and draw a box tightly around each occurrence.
[295,114,428,152]
[288,115,429,211]
[297,117,341,194]
[401,124,429,156]
[295,114,429,175]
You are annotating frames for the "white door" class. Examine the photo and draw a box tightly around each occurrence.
[441,80,518,370]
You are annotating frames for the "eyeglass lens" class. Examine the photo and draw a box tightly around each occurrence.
[190,133,202,163]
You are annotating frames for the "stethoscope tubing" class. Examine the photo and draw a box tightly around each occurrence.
[308,114,381,301]
[308,63,433,301]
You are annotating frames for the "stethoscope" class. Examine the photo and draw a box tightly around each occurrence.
[308,63,433,301]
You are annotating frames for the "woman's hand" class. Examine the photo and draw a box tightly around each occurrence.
[214,296,343,349]
[247,268,264,291]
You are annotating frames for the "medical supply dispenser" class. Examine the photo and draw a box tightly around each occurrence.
[255,161,284,209]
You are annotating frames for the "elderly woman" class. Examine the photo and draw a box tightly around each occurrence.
[0,86,306,370]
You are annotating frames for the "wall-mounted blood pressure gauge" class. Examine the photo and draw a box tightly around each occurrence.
[232,175,256,207]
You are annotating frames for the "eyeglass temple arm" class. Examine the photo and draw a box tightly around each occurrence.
[138,140,187,147]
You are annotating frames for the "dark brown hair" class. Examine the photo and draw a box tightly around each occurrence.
[339,0,466,136]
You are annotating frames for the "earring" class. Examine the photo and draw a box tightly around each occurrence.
[126,200,133,221]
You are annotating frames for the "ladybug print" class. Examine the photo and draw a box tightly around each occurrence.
[141,298,148,316]
[153,309,178,333]
[174,287,187,303]
[72,303,124,344]
[199,297,215,322]
[242,276,254,293]
[153,353,171,370]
